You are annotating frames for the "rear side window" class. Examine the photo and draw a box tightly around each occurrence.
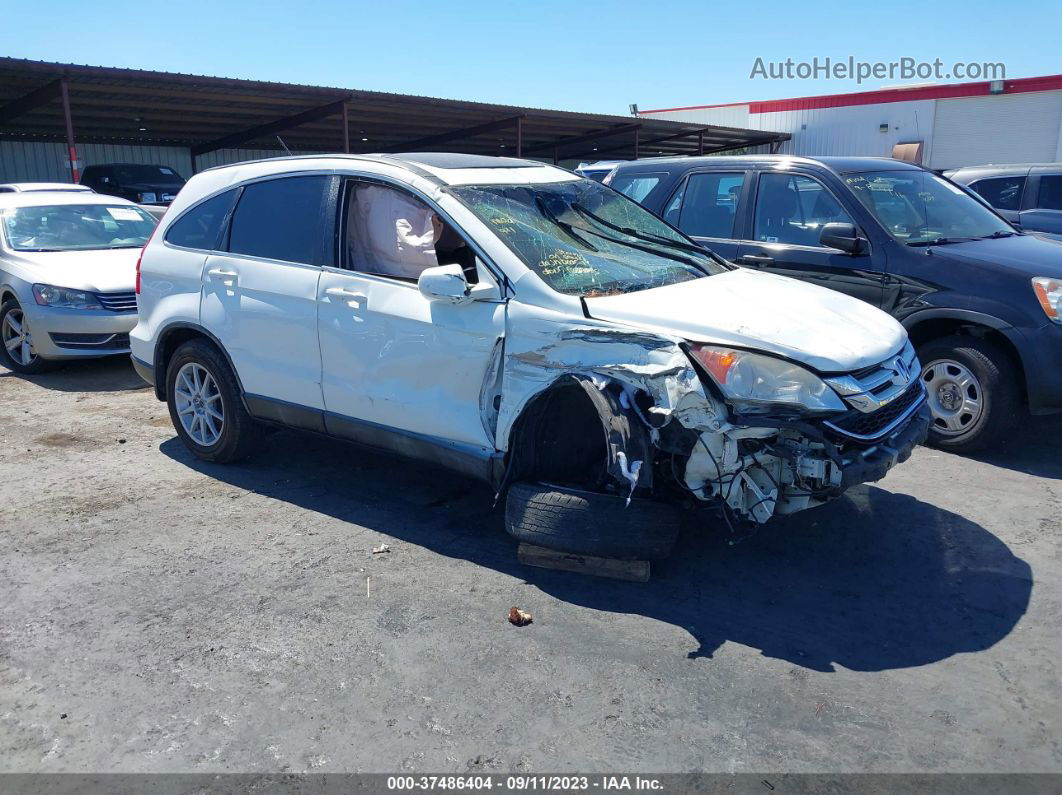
[227,176,329,265]
[609,172,666,203]
[1037,175,1062,211]
[165,189,237,250]
[675,172,745,238]
[972,176,1025,211]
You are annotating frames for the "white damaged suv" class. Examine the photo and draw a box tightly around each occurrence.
[131,153,930,560]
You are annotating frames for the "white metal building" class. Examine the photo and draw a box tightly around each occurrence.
[638,74,1062,170]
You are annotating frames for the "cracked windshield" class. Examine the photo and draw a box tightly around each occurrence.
[451,178,726,296]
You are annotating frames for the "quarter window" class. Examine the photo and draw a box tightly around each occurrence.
[227,176,329,265]
[609,172,666,203]
[675,172,744,238]
[754,173,853,246]
[1037,175,1062,211]
[165,189,237,250]
[972,176,1026,211]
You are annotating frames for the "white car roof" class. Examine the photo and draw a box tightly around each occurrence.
[0,191,141,210]
[0,182,94,193]
[200,152,581,189]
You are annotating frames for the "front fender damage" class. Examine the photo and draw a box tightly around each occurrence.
[493,307,849,530]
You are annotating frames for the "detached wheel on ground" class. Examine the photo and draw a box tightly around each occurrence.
[918,335,1021,453]
[0,299,62,374]
[505,481,681,560]
[165,338,259,463]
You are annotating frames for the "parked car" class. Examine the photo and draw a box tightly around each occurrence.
[131,152,929,559]
[0,182,95,194]
[607,155,1062,452]
[0,192,157,373]
[576,160,626,182]
[81,163,185,205]
[946,163,1062,239]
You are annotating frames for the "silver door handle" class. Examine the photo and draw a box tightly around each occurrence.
[207,268,238,282]
[325,287,367,305]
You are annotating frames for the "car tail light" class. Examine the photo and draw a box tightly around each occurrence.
[136,223,160,295]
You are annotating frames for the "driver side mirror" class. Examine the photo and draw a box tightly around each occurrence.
[820,222,867,255]
[418,264,473,304]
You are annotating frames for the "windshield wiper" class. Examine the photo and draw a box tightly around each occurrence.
[15,247,62,252]
[533,196,598,252]
[978,230,1020,239]
[570,202,713,257]
[908,236,977,247]
[566,204,717,274]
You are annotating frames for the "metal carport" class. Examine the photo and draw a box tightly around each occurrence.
[0,58,789,181]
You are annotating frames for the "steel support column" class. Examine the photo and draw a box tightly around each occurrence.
[59,80,79,183]
[342,102,350,153]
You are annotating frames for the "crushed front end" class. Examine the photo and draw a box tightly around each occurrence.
[667,340,931,527]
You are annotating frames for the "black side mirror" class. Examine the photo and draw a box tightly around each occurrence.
[820,222,866,255]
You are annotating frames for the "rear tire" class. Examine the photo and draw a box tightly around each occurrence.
[0,299,62,374]
[918,335,1021,453]
[505,481,680,560]
[166,339,259,463]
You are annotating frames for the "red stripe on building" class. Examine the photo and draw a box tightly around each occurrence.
[639,73,1062,116]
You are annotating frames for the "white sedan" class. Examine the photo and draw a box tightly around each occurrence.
[0,191,157,373]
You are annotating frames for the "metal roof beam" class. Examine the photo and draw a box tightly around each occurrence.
[0,78,64,124]
[522,122,642,155]
[392,114,524,151]
[191,99,348,156]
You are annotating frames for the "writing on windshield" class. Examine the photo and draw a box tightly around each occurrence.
[450,178,724,296]
[2,204,158,252]
[845,170,1013,245]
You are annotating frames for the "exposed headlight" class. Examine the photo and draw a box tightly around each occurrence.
[137,192,157,203]
[32,284,102,310]
[1032,277,1062,324]
[688,344,846,414]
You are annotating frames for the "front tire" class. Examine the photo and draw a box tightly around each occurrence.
[166,339,259,463]
[0,299,62,374]
[918,335,1021,453]
[505,481,681,560]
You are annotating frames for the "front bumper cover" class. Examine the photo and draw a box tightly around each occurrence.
[836,401,932,492]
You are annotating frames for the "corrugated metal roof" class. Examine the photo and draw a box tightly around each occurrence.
[0,57,788,162]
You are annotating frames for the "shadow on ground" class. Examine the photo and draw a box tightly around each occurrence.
[161,427,1032,674]
[0,356,147,393]
[967,413,1062,479]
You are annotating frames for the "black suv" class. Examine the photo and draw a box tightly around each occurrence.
[80,163,185,205]
[607,155,1062,452]
[946,164,1062,240]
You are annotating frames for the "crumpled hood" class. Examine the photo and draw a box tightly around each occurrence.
[6,248,140,293]
[584,267,906,373]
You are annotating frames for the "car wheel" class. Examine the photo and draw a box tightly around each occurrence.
[166,339,259,463]
[0,299,62,374]
[505,481,681,560]
[917,335,1021,453]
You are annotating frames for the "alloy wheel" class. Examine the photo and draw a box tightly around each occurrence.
[174,362,225,446]
[922,358,984,437]
[1,307,36,367]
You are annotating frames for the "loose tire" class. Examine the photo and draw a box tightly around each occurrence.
[918,335,1021,453]
[0,299,62,374]
[166,339,259,463]
[505,481,681,560]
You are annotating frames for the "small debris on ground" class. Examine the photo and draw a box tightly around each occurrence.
[372,543,391,554]
[508,607,533,627]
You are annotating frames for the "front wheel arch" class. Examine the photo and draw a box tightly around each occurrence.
[905,315,1028,407]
